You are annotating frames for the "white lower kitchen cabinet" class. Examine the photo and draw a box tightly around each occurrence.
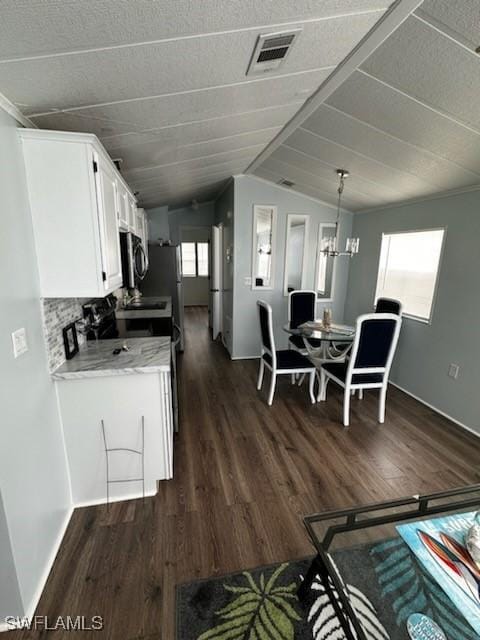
[55,371,173,506]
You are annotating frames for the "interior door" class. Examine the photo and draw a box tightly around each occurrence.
[210,225,222,340]
[94,154,122,291]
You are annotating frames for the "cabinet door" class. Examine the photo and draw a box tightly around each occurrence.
[117,183,130,231]
[135,207,144,239]
[129,195,137,232]
[94,156,123,291]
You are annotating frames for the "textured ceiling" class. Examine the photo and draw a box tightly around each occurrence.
[0,0,391,209]
[252,0,480,210]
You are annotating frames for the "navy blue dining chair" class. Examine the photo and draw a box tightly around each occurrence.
[257,300,316,406]
[318,313,402,426]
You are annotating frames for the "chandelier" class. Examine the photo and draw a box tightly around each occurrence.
[320,169,359,258]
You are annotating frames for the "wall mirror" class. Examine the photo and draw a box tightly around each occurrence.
[283,214,309,296]
[252,205,277,290]
[316,222,336,301]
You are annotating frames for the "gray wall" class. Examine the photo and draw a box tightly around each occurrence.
[146,201,215,246]
[232,175,353,359]
[0,107,71,618]
[147,205,169,243]
[214,181,235,354]
[168,201,215,246]
[181,226,211,306]
[345,190,480,433]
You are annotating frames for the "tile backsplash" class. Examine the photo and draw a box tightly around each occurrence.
[41,298,86,372]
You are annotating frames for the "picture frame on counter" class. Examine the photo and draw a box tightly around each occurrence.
[63,322,79,360]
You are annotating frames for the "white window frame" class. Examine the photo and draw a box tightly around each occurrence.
[181,241,209,278]
[374,227,446,325]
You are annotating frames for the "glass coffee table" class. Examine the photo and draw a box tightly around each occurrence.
[299,485,480,639]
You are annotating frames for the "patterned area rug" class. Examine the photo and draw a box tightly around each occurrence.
[176,540,478,639]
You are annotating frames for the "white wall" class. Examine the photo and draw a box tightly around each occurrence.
[345,190,480,433]
[0,492,22,622]
[0,108,71,620]
[214,181,235,355]
[232,175,353,358]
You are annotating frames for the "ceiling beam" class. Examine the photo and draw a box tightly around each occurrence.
[245,0,424,174]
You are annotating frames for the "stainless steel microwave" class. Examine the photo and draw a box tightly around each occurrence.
[119,232,148,289]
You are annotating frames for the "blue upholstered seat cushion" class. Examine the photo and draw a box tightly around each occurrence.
[263,350,314,370]
[288,335,322,350]
[322,362,384,384]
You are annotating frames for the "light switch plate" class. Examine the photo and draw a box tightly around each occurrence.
[12,328,28,358]
[448,363,460,379]
[244,276,252,286]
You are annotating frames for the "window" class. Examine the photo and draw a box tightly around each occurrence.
[181,241,209,277]
[375,229,445,322]
[197,242,209,277]
[181,242,197,277]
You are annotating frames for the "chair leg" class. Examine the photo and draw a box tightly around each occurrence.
[257,359,264,390]
[318,370,327,402]
[267,373,277,406]
[297,373,306,386]
[379,386,387,423]
[343,389,351,427]
[291,374,295,384]
[308,371,316,404]
[358,388,364,400]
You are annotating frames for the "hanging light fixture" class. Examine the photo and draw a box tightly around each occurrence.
[321,169,359,258]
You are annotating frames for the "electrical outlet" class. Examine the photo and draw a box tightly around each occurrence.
[448,363,460,379]
[244,276,252,287]
[12,328,28,358]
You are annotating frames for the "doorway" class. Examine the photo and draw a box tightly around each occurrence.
[179,226,211,308]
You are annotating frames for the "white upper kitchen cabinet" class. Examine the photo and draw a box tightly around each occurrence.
[117,182,131,232]
[135,208,148,247]
[129,194,137,233]
[19,129,136,298]
[135,207,143,239]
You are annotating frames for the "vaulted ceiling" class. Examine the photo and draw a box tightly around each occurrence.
[1,1,479,211]
[251,0,480,210]
[0,0,392,209]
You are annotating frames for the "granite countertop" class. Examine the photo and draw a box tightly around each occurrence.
[52,337,171,380]
[115,296,172,320]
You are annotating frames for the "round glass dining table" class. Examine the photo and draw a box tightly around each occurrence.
[283,322,355,362]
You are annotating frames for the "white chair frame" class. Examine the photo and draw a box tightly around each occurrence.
[318,313,402,426]
[257,300,316,406]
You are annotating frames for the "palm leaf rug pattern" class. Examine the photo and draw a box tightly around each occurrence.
[308,561,389,640]
[197,563,301,640]
[371,538,478,639]
[177,542,478,639]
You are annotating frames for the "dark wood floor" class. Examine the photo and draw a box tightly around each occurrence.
[15,307,480,639]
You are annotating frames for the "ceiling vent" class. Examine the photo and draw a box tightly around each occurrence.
[247,30,301,76]
[277,178,295,188]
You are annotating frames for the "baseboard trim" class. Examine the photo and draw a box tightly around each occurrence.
[230,355,259,361]
[73,488,157,509]
[390,382,479,439]
[18,505,74,629]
